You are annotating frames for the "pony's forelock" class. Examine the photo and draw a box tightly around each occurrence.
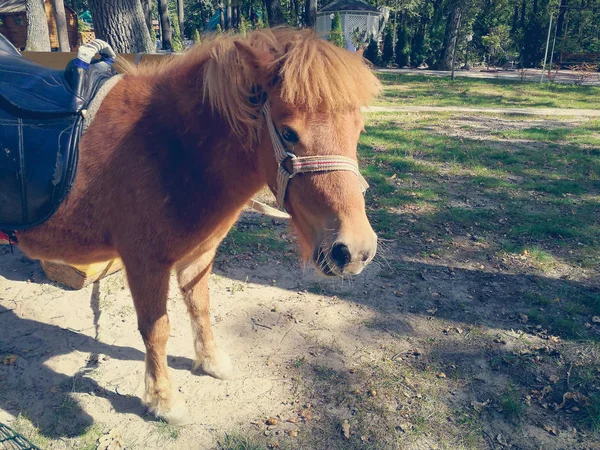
[119,28,381,142]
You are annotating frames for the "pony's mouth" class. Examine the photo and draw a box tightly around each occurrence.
[313,248,339,277]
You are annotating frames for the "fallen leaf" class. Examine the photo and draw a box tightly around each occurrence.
[369,389,377,397]
[543,424,559,436]
[549,375,560,384]
[496,433,507,446]
[342,420,350,439]
[287,429,298,438]
[266,417,278,426]
[426,307,438,315]
[455,327,463,334]
[97,427,125,450]
[592,316,600,324]
[1,355,17,365]
[519,314,529,324]
[437,372,447,379]
[471,399,490,412]
[300,409,313,422]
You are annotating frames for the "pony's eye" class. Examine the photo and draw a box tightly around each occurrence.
[281,127,299,144]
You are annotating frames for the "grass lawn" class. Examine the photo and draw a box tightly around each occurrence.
[376,73,600,109]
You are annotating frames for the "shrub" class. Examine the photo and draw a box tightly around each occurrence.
[381,27,394,65]
[364,36,380,65]
[329,12,345,48]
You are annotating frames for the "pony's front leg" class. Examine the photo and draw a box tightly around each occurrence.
[124,259,190,424]
[176,251,233,380]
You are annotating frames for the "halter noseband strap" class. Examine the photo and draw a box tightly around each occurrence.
[261,101,369,212]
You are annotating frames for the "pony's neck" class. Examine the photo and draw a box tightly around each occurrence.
[147,65,267,221]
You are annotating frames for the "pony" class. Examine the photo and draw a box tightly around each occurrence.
[16,28,381,423]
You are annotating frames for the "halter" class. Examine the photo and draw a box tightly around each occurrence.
[261,101,369,212]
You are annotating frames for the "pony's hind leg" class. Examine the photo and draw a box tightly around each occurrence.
[176,251,233,380]
[124,259,190,424]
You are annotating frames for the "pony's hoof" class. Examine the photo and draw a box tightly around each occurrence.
[195,348,233,380]
[150,397,193,426]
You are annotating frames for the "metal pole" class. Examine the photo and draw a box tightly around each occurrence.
[541,13,553,83]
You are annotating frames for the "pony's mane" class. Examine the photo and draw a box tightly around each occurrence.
[119,28,381,140]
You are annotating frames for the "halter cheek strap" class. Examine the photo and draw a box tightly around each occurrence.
[261,101,369,212]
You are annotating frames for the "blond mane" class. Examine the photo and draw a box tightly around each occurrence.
[119,28,381,140]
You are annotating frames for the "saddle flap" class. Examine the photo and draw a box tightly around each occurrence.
[0,51,85,117]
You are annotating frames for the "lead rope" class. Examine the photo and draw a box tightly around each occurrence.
[261,101,369,212]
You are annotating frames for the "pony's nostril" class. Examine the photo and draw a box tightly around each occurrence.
[330,242,351,269]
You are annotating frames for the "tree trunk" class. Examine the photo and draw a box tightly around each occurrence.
[438,5,462,71]
[52,0,70,51]
[142,0,154,36]
[226,0,232,29]
[304,0,316,27]
[265,0,284,26]
[177,0,184,38]
[156,0,172,51]
[88,0,154,53]
[25,0,51,51]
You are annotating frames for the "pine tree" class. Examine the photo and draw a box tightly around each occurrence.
[329,12,345,48]
[170,10,183,51]
[395,24,410,67]
[193,29,201,44]
[364,36,379,65]
[239,16,248,37]
[381,27,394,65]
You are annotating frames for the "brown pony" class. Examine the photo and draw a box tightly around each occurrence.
[17,28,381,424]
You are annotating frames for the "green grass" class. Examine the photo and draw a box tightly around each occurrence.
[375,73,600,109]
[498,384,527,422]
[219,221,288,257]
[11,414,51,449]
[155,421,180,441]
[218,433,267,450]
[360,115,600,253]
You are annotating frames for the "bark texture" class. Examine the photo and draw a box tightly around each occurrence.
[304,0,316,27]
[157,0,172,51]
[142,0,154,36]
[52,0,70,51]
[177,0,184,38]
[25,0,51,51]
[265,0,285,26]
[88,0,155,53]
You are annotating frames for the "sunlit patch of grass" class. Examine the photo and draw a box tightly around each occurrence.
[79,425,105,450]
[218,433,267,450]
[155,421,180,441]
[11,414,51,449]
[375,73,600,109]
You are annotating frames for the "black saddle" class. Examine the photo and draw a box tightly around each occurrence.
[0,33,114,231]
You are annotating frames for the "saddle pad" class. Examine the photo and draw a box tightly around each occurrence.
[82,74,123,132]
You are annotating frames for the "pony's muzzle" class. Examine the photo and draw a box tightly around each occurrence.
[314,232,377,277]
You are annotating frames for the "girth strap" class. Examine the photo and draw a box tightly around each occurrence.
[261,101,369,212]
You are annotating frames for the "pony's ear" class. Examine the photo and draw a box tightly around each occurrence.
[234,40,275,79]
